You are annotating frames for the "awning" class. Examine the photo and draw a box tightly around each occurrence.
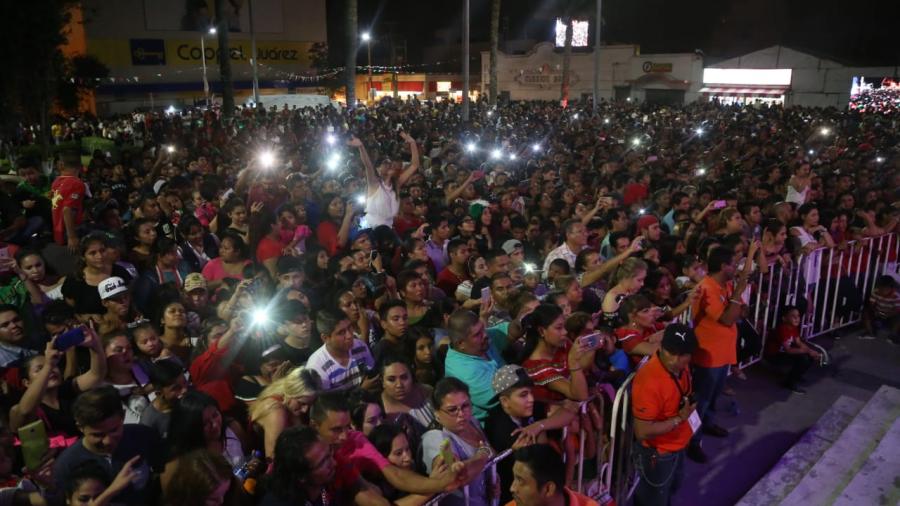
[700,86,788,96]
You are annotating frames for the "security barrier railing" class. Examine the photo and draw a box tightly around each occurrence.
[592,233,897,504]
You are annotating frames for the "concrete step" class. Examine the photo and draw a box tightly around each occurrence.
[832,415,900,506]
[779,385,900,506]
[735,395,865,506]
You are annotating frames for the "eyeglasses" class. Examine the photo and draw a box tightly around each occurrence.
[440,402,473,417]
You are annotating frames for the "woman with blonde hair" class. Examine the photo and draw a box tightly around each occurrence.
[601,257,648,328]
[249,366,321,458]
[162,449,242,506]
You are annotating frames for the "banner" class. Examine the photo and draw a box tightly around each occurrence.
[89,39,312,67]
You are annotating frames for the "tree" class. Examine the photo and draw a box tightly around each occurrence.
[0,0,75,150]
[489,0,501,105]
[556,0,593,107]
[57,55,110,112]
[560,16,573,106]
[214,0,235,117]
[344,0,357,109]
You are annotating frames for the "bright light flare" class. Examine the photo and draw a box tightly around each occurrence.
[259,151,275,168]
[531,143,541,152]
[326,153,342,171]
[326,134,336,145]
[465,142,477,153]
[490,149,502,160]
[251,308,269,327]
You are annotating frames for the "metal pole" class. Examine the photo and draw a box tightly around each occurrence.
[248,0,260,104]
[593,0,602,113]
[367,41,373,103]
[201,35,210,107]
[462,0,470,121]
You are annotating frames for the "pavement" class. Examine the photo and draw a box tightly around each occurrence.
[672,328,900,506]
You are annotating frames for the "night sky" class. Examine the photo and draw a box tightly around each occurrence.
[326,0,900,69]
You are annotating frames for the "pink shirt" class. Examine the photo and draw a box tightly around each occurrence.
[335,430,391,477]
[200,258,249,283]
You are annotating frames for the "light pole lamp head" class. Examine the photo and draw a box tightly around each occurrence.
[361,32,371,42]
[208,27,217,35]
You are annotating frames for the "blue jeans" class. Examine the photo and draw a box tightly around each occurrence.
[690,364,729,445]
[633,443,685,506]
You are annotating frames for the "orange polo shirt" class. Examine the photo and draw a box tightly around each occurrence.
[691,276,737,368]
[631,354,693,453]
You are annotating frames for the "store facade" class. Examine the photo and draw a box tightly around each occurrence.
[481,42,704,105]
[704,46,899,108]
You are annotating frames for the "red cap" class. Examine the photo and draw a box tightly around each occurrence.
[637,215,659,231]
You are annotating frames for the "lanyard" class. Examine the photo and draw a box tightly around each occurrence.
[659,352,692,399]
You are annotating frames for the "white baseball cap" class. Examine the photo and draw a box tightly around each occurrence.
[98,277,128,300]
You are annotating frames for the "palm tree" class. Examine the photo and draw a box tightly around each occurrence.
[489,0,501,105]
[214,0,234,117]
[345,0,357,108]
[557,0,592,107]
[560,15,573,106]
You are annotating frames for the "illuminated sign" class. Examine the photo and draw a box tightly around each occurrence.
[555,18,589,48]
[642,62,673,73]
[436,81,452,92]
[703,68,792,86]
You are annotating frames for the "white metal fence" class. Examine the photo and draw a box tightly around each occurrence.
[596,233,898,504]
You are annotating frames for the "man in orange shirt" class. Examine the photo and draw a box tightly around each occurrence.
[688,247,750,463]
[631,323,698,506]
[506,444,599,506]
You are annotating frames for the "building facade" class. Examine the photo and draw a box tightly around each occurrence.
[73,0,327,114]
[481,43,705,105]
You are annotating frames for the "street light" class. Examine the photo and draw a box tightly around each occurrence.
[362,32,373,104]
[200,27,216,108]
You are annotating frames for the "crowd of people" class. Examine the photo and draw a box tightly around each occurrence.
[0,94,897,506]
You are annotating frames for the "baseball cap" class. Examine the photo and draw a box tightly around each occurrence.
[183,273,208,293]
[501,239,523,255]
[637,215,660,231]
[98,277,128,300]
[661,323,698,356]
[490,365,534,402]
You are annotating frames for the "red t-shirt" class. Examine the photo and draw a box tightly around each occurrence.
[522,341,570,404]
[622,182,648,206]
[316,220,341,256]
[766,323,800,356]
[255,236,283,263]
[615,322,665,367]
[50,175,86,244]
[436,267,468,296]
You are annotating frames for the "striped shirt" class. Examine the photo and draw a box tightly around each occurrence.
[870,290,900,319]
[307,339,375,392]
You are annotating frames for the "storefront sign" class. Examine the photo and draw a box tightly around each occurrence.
[642,61,673,73]
[514,64,579,89]
[130,39,166,66]
[92,38,312,67]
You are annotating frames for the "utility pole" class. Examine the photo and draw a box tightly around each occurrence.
[593,0,602,113]
[462,0,470,121]
[248,0,260,104]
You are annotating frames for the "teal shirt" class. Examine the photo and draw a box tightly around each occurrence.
[444,329,507,421]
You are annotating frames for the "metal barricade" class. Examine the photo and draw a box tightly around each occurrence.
[603,372,638,505]
[423,449,514,506]
[739,233,899,368]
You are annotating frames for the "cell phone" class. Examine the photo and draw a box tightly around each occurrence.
[439,439,456,465]
[472,170,485,181]
[481,286,491,302]
[55,327,85,351]
[18,419,49,471]
[578,332,602,349]
[712,200,727,210]
[370,250,379,262]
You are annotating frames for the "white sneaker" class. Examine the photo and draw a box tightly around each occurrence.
[857,335,877,340]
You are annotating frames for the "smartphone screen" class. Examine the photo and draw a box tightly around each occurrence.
[481,286,491,301]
